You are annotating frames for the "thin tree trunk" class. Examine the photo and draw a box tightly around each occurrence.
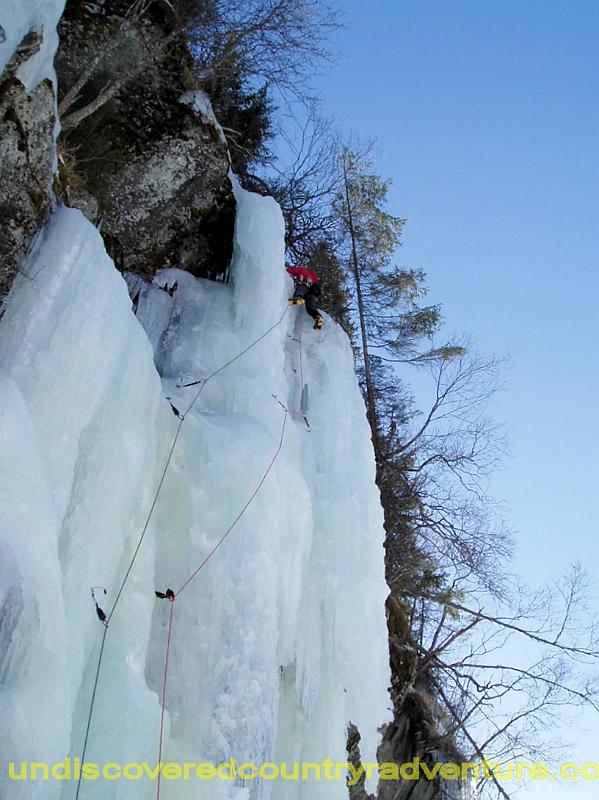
[59,21,134,117]
[61,80,124,131]
[342,154,379,454]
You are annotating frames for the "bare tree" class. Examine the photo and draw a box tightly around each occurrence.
[58,0,341,171]
[58,1,180,132]
[180,0,342,101]
[250,105,342,258]
[389,345,510,590]
[395,563,599,799]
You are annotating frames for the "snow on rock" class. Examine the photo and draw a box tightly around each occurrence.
[0,0,67,89]
[179,89,228,146]
[0,186,390,800]
[0,0,66,297]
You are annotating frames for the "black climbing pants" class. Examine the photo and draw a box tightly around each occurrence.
[293,284,320,321]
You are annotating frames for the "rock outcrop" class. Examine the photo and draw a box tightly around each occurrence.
[0,0,235,301]
[55,0,234,280]
[0,31,57,299]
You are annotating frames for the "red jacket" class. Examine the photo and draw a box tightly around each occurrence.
[286,266,319,285]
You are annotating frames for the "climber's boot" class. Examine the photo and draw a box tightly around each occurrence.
[313,315,324,330]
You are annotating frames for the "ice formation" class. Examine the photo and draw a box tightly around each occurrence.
[0,184,390,800]
[0,0,67,89]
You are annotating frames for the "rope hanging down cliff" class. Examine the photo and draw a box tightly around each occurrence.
[154,404,289,800]
[75,305,289,800]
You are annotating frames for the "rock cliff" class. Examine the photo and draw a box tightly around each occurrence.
[0,0,234,302]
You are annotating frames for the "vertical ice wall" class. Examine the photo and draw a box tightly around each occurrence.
[0,206,172,800]
[0,186,390,800]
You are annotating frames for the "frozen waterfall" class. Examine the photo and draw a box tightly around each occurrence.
[0,185,390,800]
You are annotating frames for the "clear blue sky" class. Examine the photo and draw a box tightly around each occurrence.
[315,1,599,797]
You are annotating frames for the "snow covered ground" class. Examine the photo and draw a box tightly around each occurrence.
[0,186,390,800]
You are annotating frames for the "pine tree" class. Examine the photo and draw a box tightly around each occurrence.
[200,48,274,178]
[336,149,463,449]
[306,240,353,338]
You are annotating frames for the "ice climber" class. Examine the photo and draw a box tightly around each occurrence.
[286,265,324,330]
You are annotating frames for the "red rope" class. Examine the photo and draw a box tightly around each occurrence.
[175,408,288,598]
[76,305,293,800]
[156,599,175,800]
[154,407,289,798]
